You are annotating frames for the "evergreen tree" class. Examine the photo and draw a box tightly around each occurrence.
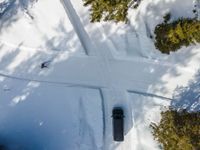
[154,18,200,54]
[150,109,200,150]
[83,0,132,23]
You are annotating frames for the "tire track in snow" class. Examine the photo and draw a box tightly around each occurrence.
[99,90,106,150]
[0,71,173,100]
[60,2,116,149]
[0,72,105,89]
[128,90,173,101]
[78,98,98,150]
[0,38,196,74]
[60,0,97,56]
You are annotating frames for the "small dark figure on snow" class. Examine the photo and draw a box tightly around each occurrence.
[41,61,51,69]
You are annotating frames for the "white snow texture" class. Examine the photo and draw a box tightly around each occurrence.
[0,0,199,150]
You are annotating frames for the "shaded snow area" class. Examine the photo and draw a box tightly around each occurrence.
[0,0,199,150]
[0,83,103,150]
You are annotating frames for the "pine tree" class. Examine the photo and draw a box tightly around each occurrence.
[154,18,200,54]
[83,0,132,23]
[150,109,200,150]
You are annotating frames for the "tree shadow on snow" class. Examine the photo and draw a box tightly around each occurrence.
[77,1,200,149]
[0,0,200,149]
[0,16,86,149]
[0,0,38,31]
[172,70,200,112]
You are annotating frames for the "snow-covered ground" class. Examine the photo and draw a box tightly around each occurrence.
[0,0,199,149]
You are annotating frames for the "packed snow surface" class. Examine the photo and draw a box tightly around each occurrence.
[0,0,199,149]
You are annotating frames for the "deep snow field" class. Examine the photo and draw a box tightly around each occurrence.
[0,0,199,150]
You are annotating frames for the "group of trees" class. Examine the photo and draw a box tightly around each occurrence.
[83,1,200,54]
[154,18,200,54]
[150,109,200,150]
[82,1,200,149]
[83,0,140,23]
[83,0,131,22]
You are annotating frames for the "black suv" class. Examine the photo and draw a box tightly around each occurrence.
[112,107,124,141]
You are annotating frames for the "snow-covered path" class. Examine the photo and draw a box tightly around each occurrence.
[0,0,200,150]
